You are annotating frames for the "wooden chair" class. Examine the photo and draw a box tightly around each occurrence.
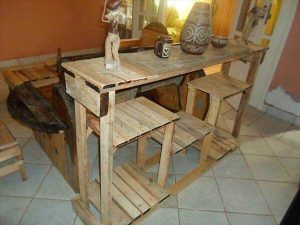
[0,120,27,180]
[187,72,252,136]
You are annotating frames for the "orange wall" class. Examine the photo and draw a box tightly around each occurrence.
[269,2,300,101]
[0,0,108,61]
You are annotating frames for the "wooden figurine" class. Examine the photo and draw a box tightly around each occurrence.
[239,5,267,44]
[102,0,126,72]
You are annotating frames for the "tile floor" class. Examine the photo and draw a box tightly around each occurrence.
[0,100,299,225]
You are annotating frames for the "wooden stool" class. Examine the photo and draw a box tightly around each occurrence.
[0,120,27,180]
[187,73,252,137]
[85,97,179,222]
[150,110,214,162]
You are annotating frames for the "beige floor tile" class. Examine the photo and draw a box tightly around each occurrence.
[278,157,300,183]
[238,136,275,156]
[23,139,52,164]
[178,177,224,211]
[224,118,261,136]
[213,154,253,179]
[244,155,292,182]
[174,147,201,175]
[179,209,229,225]
[257,181,298,216]
[264,137,300,158]
[227,213,276,225]
[279,125,300,149]
[250,114,291,137]
[0,196,31,225]
[223,105,265,126]
[19,198,76,225]
[216,178,270,214]
[4,118,33,138]
[0,164,50,197]
[140,208,179,225]
[35,167,75,200]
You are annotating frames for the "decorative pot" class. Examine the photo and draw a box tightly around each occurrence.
[211,35,229,48]
[180,2,211,55]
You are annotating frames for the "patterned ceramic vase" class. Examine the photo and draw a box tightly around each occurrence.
[180,2,211,55]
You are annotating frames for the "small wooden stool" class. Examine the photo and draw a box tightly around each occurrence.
[0,120,27,180]
[187,73,252,137]
[150,111,214,166]
[85,97,179,222]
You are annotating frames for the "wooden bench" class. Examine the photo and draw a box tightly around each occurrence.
[0,120,27,180]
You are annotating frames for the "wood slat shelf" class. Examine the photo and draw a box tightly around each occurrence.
[3,64,59,89]
[74,163,170,225]
[86,97,179,147]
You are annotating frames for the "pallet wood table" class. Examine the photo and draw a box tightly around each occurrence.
[61,41,266,225]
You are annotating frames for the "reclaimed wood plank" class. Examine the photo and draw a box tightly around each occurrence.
[113,172,150,213]
[89,181,131,225]
[114,167,157,207]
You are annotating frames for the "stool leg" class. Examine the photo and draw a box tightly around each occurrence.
[199,133,213,164]
[206,96,222,126]
[17,147,27,181]
[136,135,148,169]
[232,88,252,137]
[185,87,196,114]
[157,122,175,187]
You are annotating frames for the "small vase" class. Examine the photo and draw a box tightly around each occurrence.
[180,2,211,55]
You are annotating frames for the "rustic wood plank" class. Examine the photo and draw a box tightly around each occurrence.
[113,173,150,213]
[188,73,252,100]
[114,166,157,207]
[72,196,100,225]
[232,88,252,137]
[168,158,215,194]
[112,184,141,220]
[0,146,21,162]
[206,96,222,126]
[0,120,16,148]
[89,181,131,225]
[74,101,89,207]
[157,122,175,187]
[65,74,100,116]
[0,160,24,178]
[122,163,170,202]
[199,132,213,163]
[99,91,115,224]
[185,87,196,114]
[136,135,148,169]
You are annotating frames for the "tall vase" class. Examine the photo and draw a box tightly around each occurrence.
[180,2,211,55]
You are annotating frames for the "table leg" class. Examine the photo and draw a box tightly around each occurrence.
[74,101,89,207]
[232,88,252,137]
[157,122,175,187]
[185,87,196,115]
[199,132,213,163]
[99,91,115,225]
[206,96,222,126]
[221,62,231,77]
[136,135,148,169]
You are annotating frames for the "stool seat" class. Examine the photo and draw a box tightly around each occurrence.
[87,97,179,147]
[188,73,252,100]
[151,111,214,154]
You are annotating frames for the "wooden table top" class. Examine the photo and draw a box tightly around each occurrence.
[62,41,267,93]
